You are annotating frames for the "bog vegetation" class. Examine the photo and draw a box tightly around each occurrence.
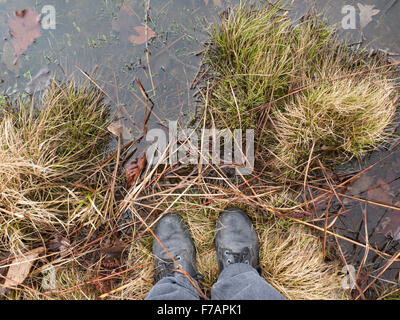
[0,1,399,300]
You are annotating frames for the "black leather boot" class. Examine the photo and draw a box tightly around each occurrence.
[215,208,260,272]
[153,213,198,282]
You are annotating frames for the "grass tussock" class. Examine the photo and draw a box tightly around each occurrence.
[0,80,111,256]
[205,1,399,177]
[258,223,346,300]
[273,77,397,172]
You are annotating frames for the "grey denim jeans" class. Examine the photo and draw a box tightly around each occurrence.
[145,263,285,300]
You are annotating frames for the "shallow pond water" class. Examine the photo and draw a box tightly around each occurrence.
[0,0,399,297]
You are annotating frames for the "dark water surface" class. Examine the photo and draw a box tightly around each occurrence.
[0,0,400,297]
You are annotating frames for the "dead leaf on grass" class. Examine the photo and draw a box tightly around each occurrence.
[100,239,128,259]
[125,153,147,186]
[48,234,70,257]
[2,246,45,289]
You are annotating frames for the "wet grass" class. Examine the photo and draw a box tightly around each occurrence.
[0,79,113,285]
[205,1,399,178]
[1,1,400,301]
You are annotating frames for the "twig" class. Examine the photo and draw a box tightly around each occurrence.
[332,228,366,300]
[145,0,155,95]
[354,251,400,300]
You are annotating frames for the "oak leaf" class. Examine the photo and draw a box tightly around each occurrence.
[8,8,41,60]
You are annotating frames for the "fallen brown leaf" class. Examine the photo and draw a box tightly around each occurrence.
[128,26,156,45]
[2,247,44,289]
[125,153,147,186]
[204,0,224,7]
[112,3,156,45]
[8,8,41,60]
[100,239,128,259]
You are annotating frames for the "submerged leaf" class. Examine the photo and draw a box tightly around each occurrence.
[128,26,156,45]
[112,3,156,45]
[1,41,20,73]
[8,8,41,60]
[107,121,123,137]
[378,209,400,241]
[367,186,393,206]
[347,173,374,195]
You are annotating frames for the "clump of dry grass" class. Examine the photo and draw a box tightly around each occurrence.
[272,76,398,174]
[0,80,111,256]
[258,223,347,300]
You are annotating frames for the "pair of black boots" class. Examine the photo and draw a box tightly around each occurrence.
[153,208,259,282]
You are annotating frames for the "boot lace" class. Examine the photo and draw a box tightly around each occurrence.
[155,255,203,282]
[224,247,251,265]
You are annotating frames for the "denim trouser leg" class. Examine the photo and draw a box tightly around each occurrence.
[145,263,285,300]
[145,273,202,300]
[211,263,286,300]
